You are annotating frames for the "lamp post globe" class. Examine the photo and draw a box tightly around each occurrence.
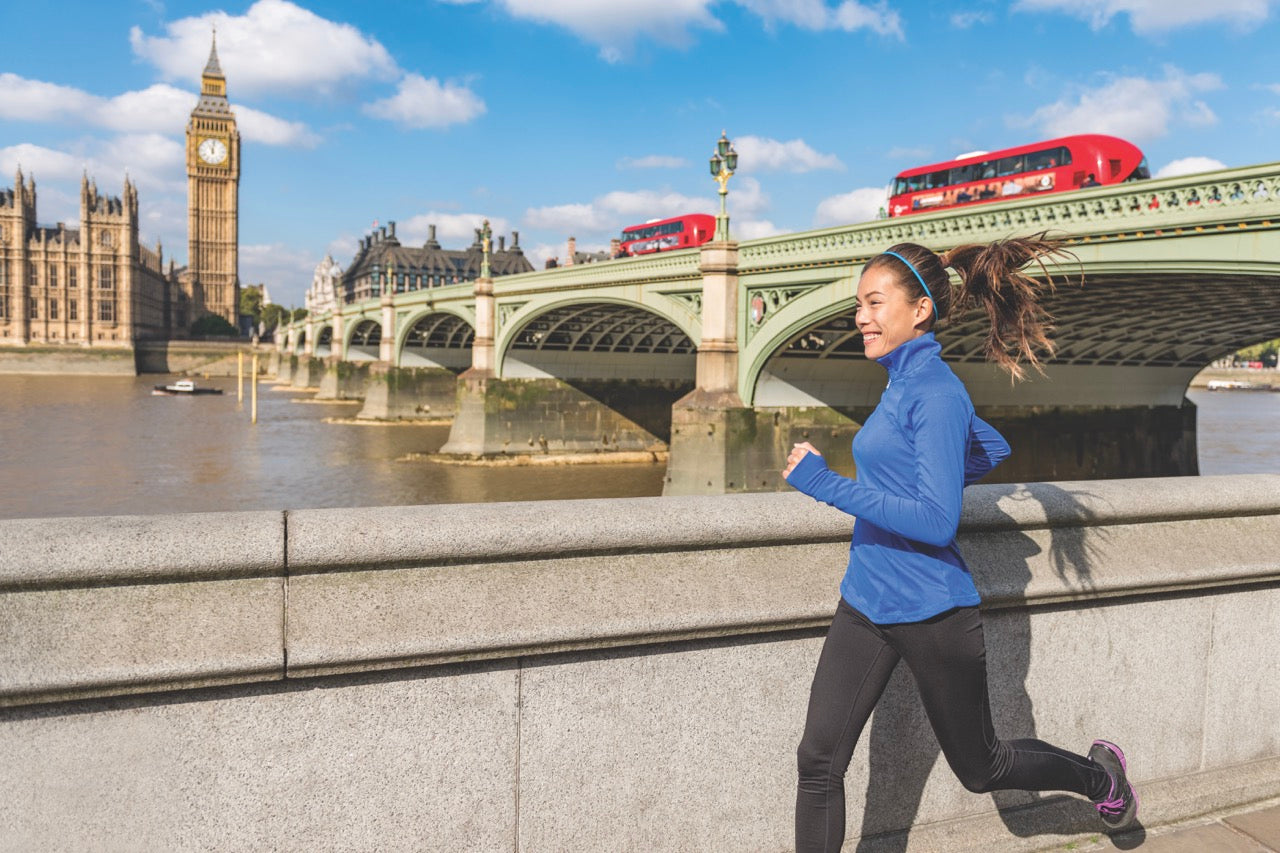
[710,131,737,241]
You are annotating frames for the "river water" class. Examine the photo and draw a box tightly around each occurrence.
[0,376,1276,519]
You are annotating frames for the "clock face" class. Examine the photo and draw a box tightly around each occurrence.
[198,138,228,165]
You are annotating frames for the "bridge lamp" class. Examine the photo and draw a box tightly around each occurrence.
[709,130,738,241]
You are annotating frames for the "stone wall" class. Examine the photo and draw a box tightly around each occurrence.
[0,344,138,375]
[2,475,1279,851]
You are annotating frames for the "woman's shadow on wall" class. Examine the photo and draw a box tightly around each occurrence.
[853,482,1145,852]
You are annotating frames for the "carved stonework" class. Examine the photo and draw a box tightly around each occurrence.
[661,290,703,318]
[744,284,824,342]
[305,254,343,315]
[498,301,528,330]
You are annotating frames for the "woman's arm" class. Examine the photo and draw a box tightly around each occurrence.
[965,415,1010,484]
[784,394,971,546]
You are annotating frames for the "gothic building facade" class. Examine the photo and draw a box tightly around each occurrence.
[0,34,237,350]
[0,170,181,346]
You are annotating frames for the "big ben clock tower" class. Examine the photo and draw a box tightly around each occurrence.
[185,33,240,326]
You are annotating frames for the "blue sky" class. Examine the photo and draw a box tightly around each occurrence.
[2,0,1279,308]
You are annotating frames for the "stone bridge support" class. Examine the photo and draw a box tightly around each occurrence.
[290,355,324,389]
[314,358,371,401]
[356,364,460,420]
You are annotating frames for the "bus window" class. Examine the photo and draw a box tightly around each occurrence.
[1025,149,1057,171]
[928,170,950,189]
[997,155,1025,177]
[949,164,977,185]
[1056,146,1072,166]
[980,160,997,179]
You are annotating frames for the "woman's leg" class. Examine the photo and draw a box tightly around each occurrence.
[796,600,902,853]
[886,607,1110,798]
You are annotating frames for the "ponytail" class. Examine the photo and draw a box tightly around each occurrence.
[866,232,1074,381]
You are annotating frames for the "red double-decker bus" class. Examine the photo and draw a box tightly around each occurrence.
[619,213,715,256]
[888,134,1149,218]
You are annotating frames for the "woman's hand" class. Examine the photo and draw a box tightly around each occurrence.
[782,442,822,479]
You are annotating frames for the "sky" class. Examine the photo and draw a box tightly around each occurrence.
[2,0,1279,309]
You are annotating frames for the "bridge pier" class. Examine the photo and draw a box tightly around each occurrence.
[357,365,460,420]
[291,356,324,389]
[439,375,685,456]
[315,359,371,401]
[274,353,295,385]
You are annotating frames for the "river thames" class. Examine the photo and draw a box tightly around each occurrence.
[1,374,1277,519]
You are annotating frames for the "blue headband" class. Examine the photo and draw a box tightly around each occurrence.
[881,251,938,320]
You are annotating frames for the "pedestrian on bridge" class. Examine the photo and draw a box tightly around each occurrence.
[782,235,1139,852]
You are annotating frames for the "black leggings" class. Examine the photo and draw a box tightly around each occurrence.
[795,599,1109,852]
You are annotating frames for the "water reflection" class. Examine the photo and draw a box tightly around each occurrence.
[1,377,1276,519]
[0,375,665,519]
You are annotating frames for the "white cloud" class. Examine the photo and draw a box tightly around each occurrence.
[130,0,398,95]
[1154,156,1228,178]
[1016,66,1223,142]
[240,241,324,308]
[0,74,318,147]
[618,155,690,169]
[0,143,84,182]
[362,73,486,129]
[524,177,768,237]
[462,0,901,62]
[1013,0,1275,34]
[398,212,512,245]
[950,9,993,27]
[734,135,844,173]
[737,0,904,36]
[814,185,888,225]
[734,219,784,239]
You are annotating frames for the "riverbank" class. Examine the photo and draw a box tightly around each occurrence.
[1189,365,1280,389]
[0,341,273,376]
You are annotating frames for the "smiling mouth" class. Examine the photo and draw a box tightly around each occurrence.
[862,332,882,344]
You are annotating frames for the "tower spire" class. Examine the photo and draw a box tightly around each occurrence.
[204,27,223,78]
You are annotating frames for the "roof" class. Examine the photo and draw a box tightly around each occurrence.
[342,228,534,287]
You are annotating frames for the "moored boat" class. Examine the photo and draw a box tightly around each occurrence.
[151,379,224,396]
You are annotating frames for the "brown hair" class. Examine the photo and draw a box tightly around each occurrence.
[862,232,1074,380]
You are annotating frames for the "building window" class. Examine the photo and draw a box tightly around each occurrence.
[100,231,112,247]
[69,266,77,289]
[99,265,113,290]
[48,264,58,288]
[29,297,38,319]
[28,265,37,288]
[49,299,58,320]
[0,290,7,319]
[98,300,115,323]
[69,299,77,321]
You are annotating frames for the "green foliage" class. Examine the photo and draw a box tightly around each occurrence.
[239,285,264,321]
[190,313,240,338]
[1235,337,1279,364]
[292,307,309,322]
[261,303,287,330]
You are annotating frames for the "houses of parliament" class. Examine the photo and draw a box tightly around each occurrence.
[0,36,239,347]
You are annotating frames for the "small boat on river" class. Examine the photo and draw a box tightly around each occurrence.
[151,379,224,396]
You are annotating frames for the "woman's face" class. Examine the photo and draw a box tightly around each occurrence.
[855,264,931,361]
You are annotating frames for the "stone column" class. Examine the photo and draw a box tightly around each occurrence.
[303,317,315,357]
[664,240,754,495]
[331,307,345,362]
[466,276,496,378]
[379,293,396,364]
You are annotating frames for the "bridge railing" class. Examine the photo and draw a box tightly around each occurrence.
[3,475,1280,850]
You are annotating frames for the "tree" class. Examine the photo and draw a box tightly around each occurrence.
[261,303,287,330]
[239,285,264,322]
[190,313,240,338]
[292,307,308,322]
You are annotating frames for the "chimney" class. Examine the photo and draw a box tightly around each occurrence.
[428,224,437,243]
[610,238,621,258]
[565,236,576,266]
[389,220,396,238]
[498,235,505,251]
[380,226,387,241]
[512,231,520,249]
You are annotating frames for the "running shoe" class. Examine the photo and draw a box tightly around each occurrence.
[1088,739,1139,831]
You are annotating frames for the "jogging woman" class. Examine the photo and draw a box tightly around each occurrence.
[782,236,1138,851]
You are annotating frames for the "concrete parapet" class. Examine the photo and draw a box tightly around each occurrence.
[0,344,138,376]
[2,475,1280,850]
[356,364,459,420]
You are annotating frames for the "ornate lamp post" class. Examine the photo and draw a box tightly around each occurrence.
[480,219,492,280]
[708,130,739,242]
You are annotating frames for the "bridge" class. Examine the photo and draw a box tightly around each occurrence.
[279,162,1280,492]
